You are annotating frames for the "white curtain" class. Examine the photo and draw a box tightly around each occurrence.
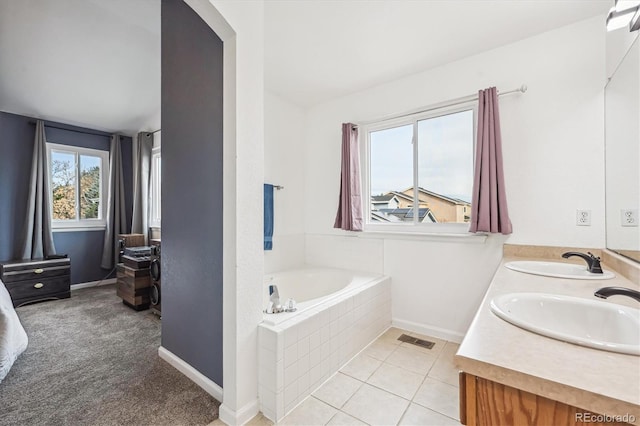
[131,132,153,243]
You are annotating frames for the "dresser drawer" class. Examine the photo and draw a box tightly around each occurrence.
[1,258,70,283]
[5,275,70,302]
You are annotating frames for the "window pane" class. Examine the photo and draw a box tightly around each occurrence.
[51,151,77,220]
[80,155,101,219]
[369,124,413,223]
[417,110,473,223]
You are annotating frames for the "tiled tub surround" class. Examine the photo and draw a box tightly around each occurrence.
[456,255,640,425]
[258,269,391,422]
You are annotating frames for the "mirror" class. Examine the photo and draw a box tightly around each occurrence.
[605,36,640,263]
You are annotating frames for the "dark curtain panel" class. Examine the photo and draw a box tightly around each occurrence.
[101,135,127,269]
[20,120,56,259]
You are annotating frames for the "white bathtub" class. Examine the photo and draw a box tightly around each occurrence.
[258,267,391,421]
[261,267,383,326]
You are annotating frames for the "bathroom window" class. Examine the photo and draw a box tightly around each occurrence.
[46,143,108,229]
[363,103,476,233]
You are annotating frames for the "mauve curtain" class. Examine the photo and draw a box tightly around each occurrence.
[20,120,57,259]
[101,135,127,269]
[333,123,363,231]
[469,87,512,234]
[131,132,153,243]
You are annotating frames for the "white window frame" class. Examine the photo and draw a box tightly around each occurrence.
[149,147,161,228]
[46,143,109,231]
[361,101,478,235]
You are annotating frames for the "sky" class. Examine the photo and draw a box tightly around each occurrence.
[369,109,473,203]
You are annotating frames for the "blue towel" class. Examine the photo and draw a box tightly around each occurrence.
[264,184,274,250]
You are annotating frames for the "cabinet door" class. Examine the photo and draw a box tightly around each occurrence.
[460,373,631,426]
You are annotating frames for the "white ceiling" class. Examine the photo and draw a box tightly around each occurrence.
[0,0,160,135]
[0,1,611,133]
[265,0,611,107]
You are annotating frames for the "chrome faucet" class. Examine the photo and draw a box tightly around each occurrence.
[266,284,283,314]
[561,251,603,274]
[594,287,640,302]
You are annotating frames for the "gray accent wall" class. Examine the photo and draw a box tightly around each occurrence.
[161,0,224,386]
[0,111,133,284]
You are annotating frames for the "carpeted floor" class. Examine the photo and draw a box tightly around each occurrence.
[0,285,220,426]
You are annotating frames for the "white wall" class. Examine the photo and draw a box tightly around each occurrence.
[606,26,639,78]
[264,92,306,273]
[188,1,265,424]
[303,16,606,340]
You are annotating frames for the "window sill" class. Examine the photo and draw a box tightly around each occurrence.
[356,230,488,244]
[52,225,106,233]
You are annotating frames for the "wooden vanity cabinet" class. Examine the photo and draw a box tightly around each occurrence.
[459,373,631,426]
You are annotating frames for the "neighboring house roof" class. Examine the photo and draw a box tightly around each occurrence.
[388,191,413,203]
[378,208,437,223]
[372,194,396,202]
[399,186,471,206]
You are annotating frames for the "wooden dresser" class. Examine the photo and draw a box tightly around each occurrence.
[0,258,71,307]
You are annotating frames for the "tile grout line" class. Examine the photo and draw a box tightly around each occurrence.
[281,329,460,425]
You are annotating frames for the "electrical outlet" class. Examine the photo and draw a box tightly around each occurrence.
[621,209,639,227]
[576,210,591,226]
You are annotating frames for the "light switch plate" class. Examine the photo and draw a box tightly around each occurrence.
[576,210,591,226]
[621,209,638,227]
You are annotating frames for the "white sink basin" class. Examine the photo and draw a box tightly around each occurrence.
[490,293,640,355]
[505,261,615,280]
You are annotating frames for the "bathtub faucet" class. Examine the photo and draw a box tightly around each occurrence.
[266,285,284,314]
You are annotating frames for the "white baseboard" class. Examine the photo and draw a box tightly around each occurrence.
[158,346,224,402]
[219,399,260,426]
[70,278,117,290]
[392,318,465,343]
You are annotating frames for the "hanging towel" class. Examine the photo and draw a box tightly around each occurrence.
[264,184,274,250]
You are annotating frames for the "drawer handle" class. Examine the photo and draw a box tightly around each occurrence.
[34,283,44,289]
[34,268,44,274]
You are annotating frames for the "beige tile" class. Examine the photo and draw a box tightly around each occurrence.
[340,353,382,381]
[312,372,363,409]
[363,340,398,361]
[428,342,460,387]
[413,377,460,420]
[399,403,459,426]
[342,383,410,426]
[246,413,274,426]
[326,411,368,426]
[278,396,337,425]
[375,327,406,345]
[367,363,424,400]
[385,345,438,376]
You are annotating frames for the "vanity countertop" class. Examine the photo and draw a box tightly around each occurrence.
[455,255,640,425]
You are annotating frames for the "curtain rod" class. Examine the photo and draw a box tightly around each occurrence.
[28,121,120,138]
[352,84,527,129]
[146,129,161,137]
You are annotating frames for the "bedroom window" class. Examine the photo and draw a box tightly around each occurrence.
[46,143,108,230]
[149,148,161,228]
[363,103,476,233]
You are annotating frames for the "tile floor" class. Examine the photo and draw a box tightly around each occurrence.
[275,327,461,425]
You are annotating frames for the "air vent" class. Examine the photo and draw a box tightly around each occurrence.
[397,333,435,349]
